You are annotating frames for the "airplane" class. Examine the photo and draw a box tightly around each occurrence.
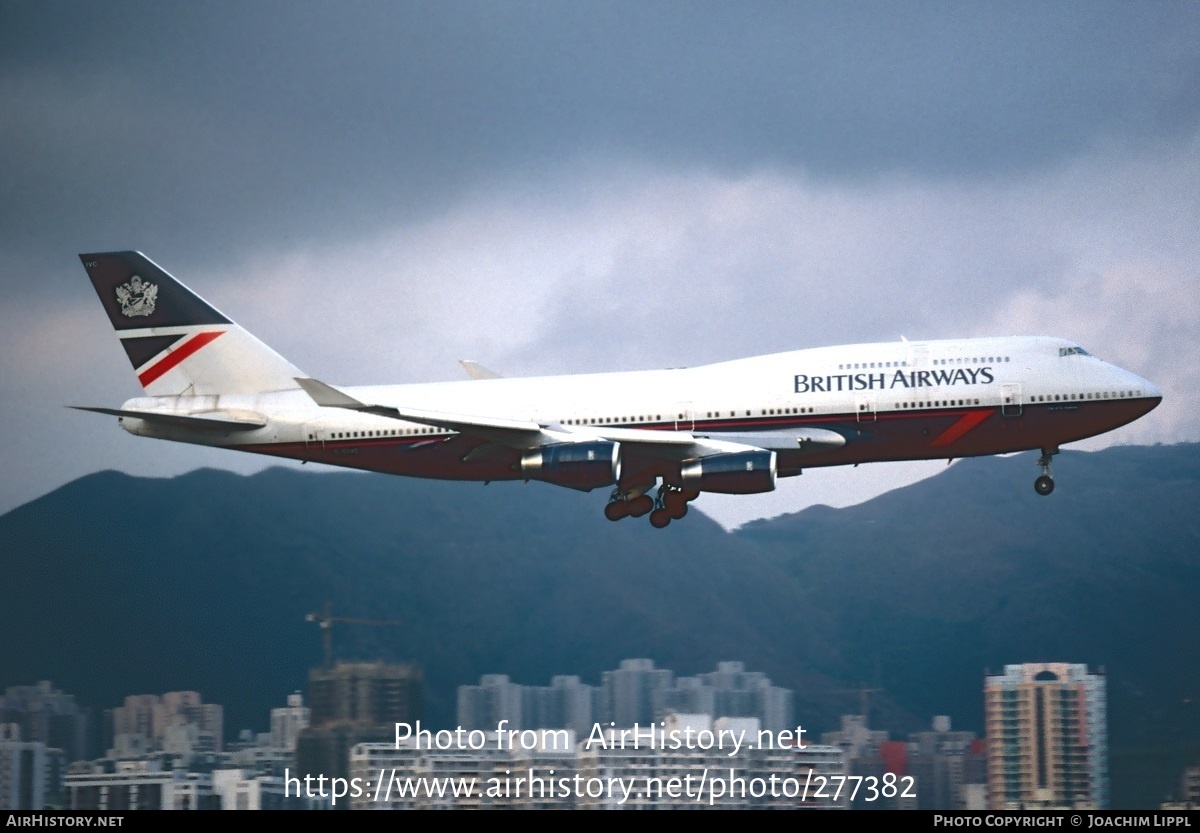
[75,251,1163,528]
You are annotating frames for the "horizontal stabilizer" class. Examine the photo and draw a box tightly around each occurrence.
[70,406,267,431]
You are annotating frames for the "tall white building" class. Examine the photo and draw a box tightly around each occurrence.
[270,693,310,752]
[0,723,65,810]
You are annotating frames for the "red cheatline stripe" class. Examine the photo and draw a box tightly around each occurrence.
[137,330,225,386]
[931,409,992,447]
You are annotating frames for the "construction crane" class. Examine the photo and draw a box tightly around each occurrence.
[831,685,885,726]
[305,601,405,669]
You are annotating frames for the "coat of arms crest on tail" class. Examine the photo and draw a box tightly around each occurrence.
[115,275,158,317]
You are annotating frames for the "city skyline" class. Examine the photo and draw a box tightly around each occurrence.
[6,655,1165,810]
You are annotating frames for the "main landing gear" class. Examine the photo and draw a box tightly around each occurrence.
[1034,448,1058,496]
[603,491,652,521]
[605,484,699,528]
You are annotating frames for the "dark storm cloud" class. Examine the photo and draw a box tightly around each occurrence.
[2,0,1197,275]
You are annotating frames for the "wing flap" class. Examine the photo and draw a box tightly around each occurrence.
[695,427,846,453]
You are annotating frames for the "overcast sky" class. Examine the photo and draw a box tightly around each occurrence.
[2,1,1197,528]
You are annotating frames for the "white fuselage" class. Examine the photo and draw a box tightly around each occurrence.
[114,335,1161,487]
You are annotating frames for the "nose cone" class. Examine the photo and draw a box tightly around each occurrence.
[1132,373,1163,406]
[1102,364,1163,429]
[1110,362,1162,405]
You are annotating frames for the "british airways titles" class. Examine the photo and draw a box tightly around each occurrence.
[793,366,996,394]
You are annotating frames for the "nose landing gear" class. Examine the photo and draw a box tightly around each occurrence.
[1034,448,1058,496]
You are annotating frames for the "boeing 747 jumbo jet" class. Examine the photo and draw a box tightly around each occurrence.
[77,252,1162,528]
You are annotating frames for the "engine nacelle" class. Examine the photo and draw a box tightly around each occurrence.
[521,441,621,492]
[680,450,777,494]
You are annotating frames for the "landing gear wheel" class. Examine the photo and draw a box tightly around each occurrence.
[664,491,688,519]
[1034,447,1058,497]
[604,501,630,521]
[649,508,672,529]
[628,495,654,517]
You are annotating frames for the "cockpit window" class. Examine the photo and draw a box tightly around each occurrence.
[1058,346,1090,357]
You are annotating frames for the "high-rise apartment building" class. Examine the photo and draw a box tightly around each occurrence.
[457,675,525,732]
[599,659,792,730]
[601,659,674,727]
[308,662,422,728]
[106,691,223,755]
[0,724,65,810]
[1,682,90,763]
[985,663,1107,809]
[298,662,423,783]
[673,662,794,733]
[270,693,310,752]
[458,675,597,737]
[1181,765,1200,806]
[906,716,984,810]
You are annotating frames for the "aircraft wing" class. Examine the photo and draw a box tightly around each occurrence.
[296,377,844,459]
[299,377,724,456]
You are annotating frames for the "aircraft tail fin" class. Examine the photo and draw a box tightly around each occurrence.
[79,251,304,396]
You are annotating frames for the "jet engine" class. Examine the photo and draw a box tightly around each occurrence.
[520,441,621,491]
[680,450,776,494]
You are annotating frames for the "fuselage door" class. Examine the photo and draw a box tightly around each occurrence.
[1001,383,1023,417]
[675,403,695,432]
[908,342,930,369]
[303,420,327,448]
[856,396,877,422]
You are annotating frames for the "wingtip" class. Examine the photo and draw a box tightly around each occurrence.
[295,377,364,408]
[459,359,502,380]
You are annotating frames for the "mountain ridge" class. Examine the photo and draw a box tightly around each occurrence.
[2,443,1197,807]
